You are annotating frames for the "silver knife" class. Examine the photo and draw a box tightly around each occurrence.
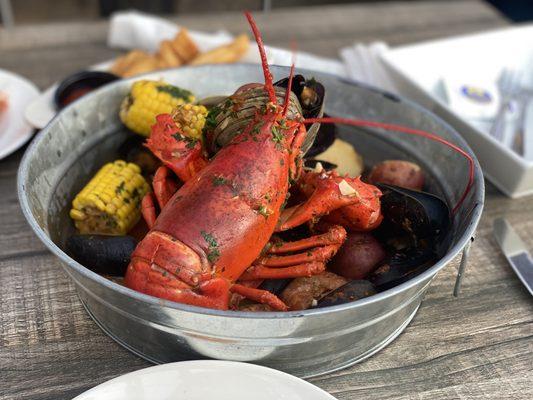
[493,218,533,296]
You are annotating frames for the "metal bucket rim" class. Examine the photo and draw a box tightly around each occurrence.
[18,63,484,320]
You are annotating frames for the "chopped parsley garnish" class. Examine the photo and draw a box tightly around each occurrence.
[115,181,125,195]
[251,121,264,136]
[201,231,220,263]
[157,85,193,100]
[271,125,284,144]
[172,132,198,149]
[204,106,221,130]
[256,205,270,218]
[212,176,228,186]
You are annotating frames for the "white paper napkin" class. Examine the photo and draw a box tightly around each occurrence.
[108,10,234,53]
[107,10,347,77]
[340,42,398,93]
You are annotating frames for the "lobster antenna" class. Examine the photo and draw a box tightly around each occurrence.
[282,42,297,117]
[304,117,474,214]
[245,11,277,105]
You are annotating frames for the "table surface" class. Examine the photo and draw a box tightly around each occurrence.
[1,1,532,399]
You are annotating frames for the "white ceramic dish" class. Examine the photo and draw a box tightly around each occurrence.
[72,361,338,400]
[381,24,533,198]
[0,69,40,160]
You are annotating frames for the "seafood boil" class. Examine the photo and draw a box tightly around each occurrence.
[67,12,475,312]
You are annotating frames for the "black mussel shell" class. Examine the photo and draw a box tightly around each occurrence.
[370,246,436,290]
[54,71,120,110]
[259,279,292,296]
[274,75,325,118]
[304,114,337,158]
[66,235,137,276]
[371,184,451,289]
[317,280,377,308]
[118,135,160,176]
[376,184,451,245]
[303,159,337,171]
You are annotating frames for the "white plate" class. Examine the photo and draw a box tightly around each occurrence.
[0,69,40,160]
[381,24,533,197]
[72,361,337,400]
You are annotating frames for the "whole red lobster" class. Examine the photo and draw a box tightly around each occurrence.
[124,12,474,311]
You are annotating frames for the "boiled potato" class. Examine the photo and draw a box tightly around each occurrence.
[329,232,386,280]
[314,139,364,177]
[368,160,425,190]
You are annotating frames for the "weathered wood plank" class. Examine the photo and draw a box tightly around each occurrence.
[1,2,531,400]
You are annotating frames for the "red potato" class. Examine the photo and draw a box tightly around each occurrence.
[328,232,386,280]
[368,160,425,191]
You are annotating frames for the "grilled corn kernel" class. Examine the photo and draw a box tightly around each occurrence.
[120,80,196,136]
[171,104,208,141]
[70,160,150,235]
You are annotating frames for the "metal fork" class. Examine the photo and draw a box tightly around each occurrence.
[490,68,523,142]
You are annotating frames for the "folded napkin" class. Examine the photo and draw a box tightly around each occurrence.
[108,11,233,53]
[340,42,398,94]
[107,10,347,76]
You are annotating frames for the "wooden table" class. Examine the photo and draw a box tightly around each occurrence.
[1,1,532,399]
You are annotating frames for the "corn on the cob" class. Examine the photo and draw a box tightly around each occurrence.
[69,160,150,235]
[171,103,208,141]
[120,80,195,136]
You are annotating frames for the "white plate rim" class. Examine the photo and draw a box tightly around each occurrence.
[72,360,338,400]
[0,68,40,160]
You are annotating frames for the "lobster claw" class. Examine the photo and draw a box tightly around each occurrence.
[277,170,382,232]
[145,114,208,182]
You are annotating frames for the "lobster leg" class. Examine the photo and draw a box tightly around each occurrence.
[141,193,157,229]
[239,262,325,281]
[140,166,180,229]
[231,284,288,311]
[239,225,345,281]
[152,166,180,209]
[259,245,340,267]
[268,225,346,254]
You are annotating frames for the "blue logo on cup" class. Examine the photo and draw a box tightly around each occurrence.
[460,85,492,103]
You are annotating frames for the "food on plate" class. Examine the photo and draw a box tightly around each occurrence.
[110,28,250,78]
[65,12,474,312]
[368,160,425,190]
[329,232,386,279]
[0,91,8,117]
[69,160,150,235]
[119,80,196,136]
[313,139,364,177]
[190,34,249,65]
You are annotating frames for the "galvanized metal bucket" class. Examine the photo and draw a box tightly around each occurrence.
[18,64,484,378]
